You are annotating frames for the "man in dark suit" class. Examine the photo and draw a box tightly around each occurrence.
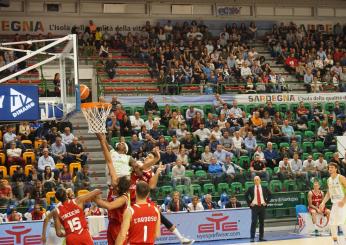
[245,176,272,242]
[225,195,242,209]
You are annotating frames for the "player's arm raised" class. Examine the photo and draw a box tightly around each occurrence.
[94,195,128,210]
[76,189,102,209]
[141,147,161,170]
[148,162,165,189]
[154,207,161,239]
[115,207,132,245]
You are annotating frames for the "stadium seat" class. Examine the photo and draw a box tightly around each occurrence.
[324,151,334,162]
[302,152,309,160]
[203,183,216,195]
[238,156,250,169]
[279,104,288,113]
[217,183,230,194]
[24,165,33,176]
[307,121,318,132]
[124,106,133,115]
[69,162,81,176]
[77,189,89,196]
[23,152,35,165]
[302,142,313,153]
[164,136,172,142]
[175,185,189,195]
[279,142,290,149]
[304,131,315,142]
[195,170,207,179]
[0,153,5,165]
[55,163,65,170]
[190,184,202,196]
[312,152,321,160]
[0,141,3,149]
[34,139,43,150]
[244,181,254,191]
[160,186,173,197]
[261,181,269,189]
[230,182,243,194]
[134,106,144,115]
[185,170,194,178]
[246,104,257,114]
[10,165,20,176]
[0,166,8,178]
[290,103,299,112]
[271,143,278,150]
[111,137,119,147]
[46,191,57,205]
[21,140,33,149]
[269,180,283,193]
[283,180,297,192]
[314,141,324,152]
[324,102,334,112]
[203,104,213,114]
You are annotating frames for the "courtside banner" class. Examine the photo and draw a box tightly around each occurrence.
[0,208,251,244]
[157,208,251,244]
[0,85,39,121]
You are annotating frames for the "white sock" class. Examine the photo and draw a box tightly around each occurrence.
[314,223,318,230]
[331,225,338,240]
[172,228,184,241]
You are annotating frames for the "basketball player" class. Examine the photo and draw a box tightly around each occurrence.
[47,187,101,245]
[116,181,161,245]
[308,179,330,234]
[320,163,346,244]
[97,133,194,244]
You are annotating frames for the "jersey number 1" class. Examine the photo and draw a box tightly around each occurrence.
[144,225,147,242]
[68,217,82,232]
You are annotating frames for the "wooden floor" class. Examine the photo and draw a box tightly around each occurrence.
[231,237,343,245]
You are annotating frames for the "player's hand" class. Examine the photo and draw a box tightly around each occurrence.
[338,200,345,208]
[319,203,325,210]
[94,189,102,196]
[156,162,165,174]
[42,235,46,244]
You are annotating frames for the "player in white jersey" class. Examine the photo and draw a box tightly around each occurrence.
[320,163,346,244]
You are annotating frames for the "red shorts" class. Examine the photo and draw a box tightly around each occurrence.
[66,229,93,245]
[107,220,122,245]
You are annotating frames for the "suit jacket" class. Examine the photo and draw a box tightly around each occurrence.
[245,185,272,207]
[168,199,188,212]
[225,201,242,208]
[202,201,219,210]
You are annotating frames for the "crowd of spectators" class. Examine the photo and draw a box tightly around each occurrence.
[267,22,346,93]
[0,120,96,222]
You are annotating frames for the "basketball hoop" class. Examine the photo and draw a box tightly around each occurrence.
[81,102,112,133]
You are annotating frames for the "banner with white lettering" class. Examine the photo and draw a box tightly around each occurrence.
[0,85,39,121]
[0,208,251,245]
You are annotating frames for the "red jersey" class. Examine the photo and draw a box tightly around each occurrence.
[107,188,128,222]
[311,190,323,207]
[130,170,153,204]
[90,207,102,216]
[56,199,89,236]
[128,203,159,245]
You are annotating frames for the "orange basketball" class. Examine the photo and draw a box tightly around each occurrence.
[80,84,90,100]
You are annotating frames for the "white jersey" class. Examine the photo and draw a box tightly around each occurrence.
[106,150,131,185]
[328,174,346,204]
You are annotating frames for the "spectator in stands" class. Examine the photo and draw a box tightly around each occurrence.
[129,134,143,158]
[172,159,191,188]
[51,136,67,163]
[193,123,211,146]
[58,165,73,189]
[7,208,22,222]
[191,112,205,132]
[37,148,56,172]
[219,131,233,152]
[264,142,279,169]
[167,192,188,212]
[288,139,303,158]
[244,132,257,157]
[180,132,195,152]
[214,144,232,163]
[19,121,31,139]
[282,120,301,143]
[304,68,313,93]
[250,111,263,134]
[41,166,56,192]
[278,156,293,181]
[317,120,329,141]
[229,100,243,119]
[303,155,318,179]
[161,146,177,174]
[119,114,132,137]
[213,94,225,113]
[202,194,218,210]
[208,157,224,185]
[232,131,247,157]
[144,96,159,115]
[11,166,26,200]
[285,53,298,74]
[222,155,244,184]
[104,54,118,79]
[330,152,345,175]
[324,126,337,152]
[3,126,16,146]
[250,154,269,181]
[334,101,345,119]
[315,154,328,178]
[74,164,90,191]
[30,204,45,220]
[67,137,87,165]
[225,195,241,209]
[188,196,204,211]
[61,127,74,145]
[0,179,13,208]
[186,106,204,123]
[6,141,24,167]
[296,102,310,123]
[131,112,145,134]
[176,148,188,167]
[189,145,202,170]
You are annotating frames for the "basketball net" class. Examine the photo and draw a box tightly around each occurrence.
[81,103,112,133]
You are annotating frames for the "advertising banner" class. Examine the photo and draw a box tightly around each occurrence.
[0,85,40,121]
[0,208,251,245]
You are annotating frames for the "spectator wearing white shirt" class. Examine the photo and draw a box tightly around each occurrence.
[244,132,257,156]
[168,135,181,154]
[290,152,308,182]
[211,125,222,141]
[3,126,16,146]
[213,93,225,113]
[6,142,24,166]
[61,127,74,145]
[303,155,318,179]
[222,155,244,183]
[188,196,204,211]
[131,111,145,133]
[278,156,294,180]
[193,123,211,145]
[314,154,328,178]
[144,115,155,130]
[171,160,191,188]
[37,148,56,172]
[240,62,252,80]
[186,106,204,123]
[220,103,231,119]
[232,131,248,157]
[229,100,243,119]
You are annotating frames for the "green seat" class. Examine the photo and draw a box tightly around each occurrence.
[246,104,258,114]
[217,183,230,194]
[283,180,297,192]
[238,104,246,112]
[279,104,288,113]
[158,125,167,134]
[203,104,213,114]
[190,184,202,196]
[325,151,334,162]
[257,143,266,150]
[111,137,119,147]
[230,182,243,194]
[124,106,133,115]
[180,105,189,115]
[161,186,173,197]
[195,170,207,179]
[134,106,144,115]
[302,152,310,160]
[302,142,313,153]
[308,121,318,132]
[261,181,269,189]
[313,152,321,160]
[164,136,172,142]
[314,141,324,152]
[324,102,334,112]
[185,170,194,178]
[269,180,283,193]
[279,142,290,149]
[304,131,315,141]
[203,183,216,195]
[238,156,250,169]
[290,103,299,112]
[245,181,255,191]
[266,168,273,177]
[272,143,278,150]
[175,185,189,195]
[274,167,279,174]
[304,103,311,110]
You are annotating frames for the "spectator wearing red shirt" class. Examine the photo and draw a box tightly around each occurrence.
[7,208,22,222]
[31,204,45,220]
[334,48,344,63]
[0,179,13,208]
[296,101,310,123]
[285,53,298,74]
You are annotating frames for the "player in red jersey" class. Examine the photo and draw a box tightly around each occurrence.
[308,179,330,234]
[116,181,161,245]
[47,187,101,245]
